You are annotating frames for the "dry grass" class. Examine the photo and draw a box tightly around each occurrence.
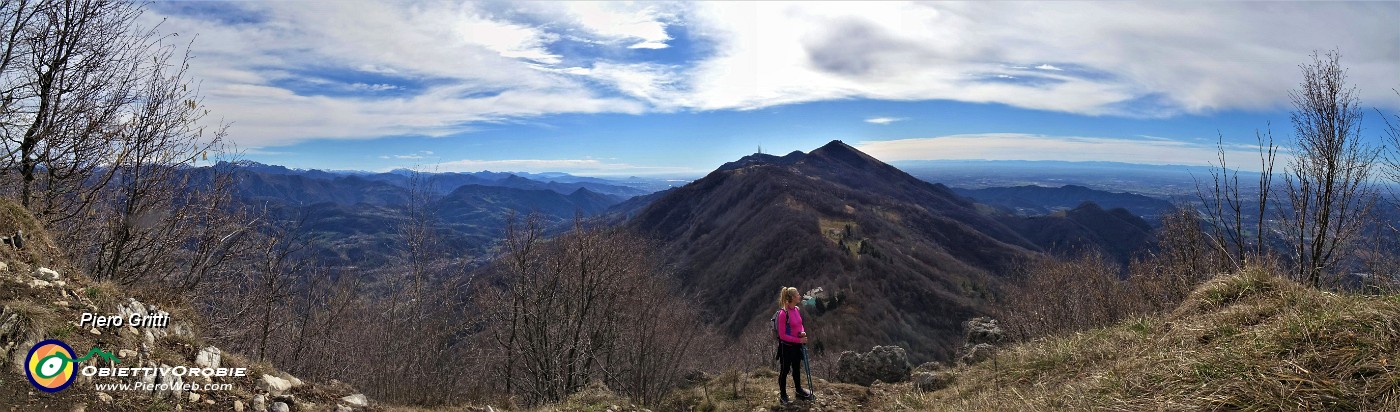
[926,266,1400,411]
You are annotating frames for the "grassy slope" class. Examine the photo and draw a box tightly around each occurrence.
[925,267,1399,411]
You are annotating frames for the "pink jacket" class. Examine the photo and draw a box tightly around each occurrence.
[777,307,805,344]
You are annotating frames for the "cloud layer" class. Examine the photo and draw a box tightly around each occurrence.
[856,134,1279,171]
[151,1,1400,148]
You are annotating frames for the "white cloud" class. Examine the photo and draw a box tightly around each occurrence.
[677,2,1400,115]
[147,1,664,147]
[864,117,906,125]
[855,134,1280,171]
[148,1,1400,150]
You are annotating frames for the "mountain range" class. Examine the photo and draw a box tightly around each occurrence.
[627,140,1155,362]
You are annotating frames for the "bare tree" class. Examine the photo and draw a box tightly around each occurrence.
[1282,50,1380,288]
[0,0,149,218]
[1195,128,1279,271]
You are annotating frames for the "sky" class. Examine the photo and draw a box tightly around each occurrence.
[148,1,1400,177]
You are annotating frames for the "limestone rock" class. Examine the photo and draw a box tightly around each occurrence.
[341,393,368,408]
[252,395,267,412]
[835,346,912,386]
[959,343,997,365]
[36,267,60,280]
[277,371,304,388]
[259,374,293,396]
[913,371,956,392]
[270,402,290,412]
[963,317,1005,346]
[195,347,222,369]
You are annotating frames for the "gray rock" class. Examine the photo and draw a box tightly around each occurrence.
[912,371,956,392]
[234,400,245,412]
[963,317,1004,346]
[252,395,267,412]
[273,394,295,403]
[959,343,997,365]
[336,406,352,412]
[835,346,912,386]
[96,392,114,404]
[340,393,368,408]
[270,402,290,412]
[195,347,222,369]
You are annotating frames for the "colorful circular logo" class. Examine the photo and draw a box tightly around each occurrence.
[26,340,76,393]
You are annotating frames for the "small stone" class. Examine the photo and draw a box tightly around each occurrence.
[189,393,200,403]
[96,392,114,404]
[252,395,267,412]
[336,406,352,412]
[89,327,101,335]
[233,400,245,412]
[55,300,69,307]
[270,402,290,412]
[0,261,9,271]
[204,399,215,405]
[118,349,137,359]
[27,279,50,288]
[340,393,368,408]
[69,404,85,412]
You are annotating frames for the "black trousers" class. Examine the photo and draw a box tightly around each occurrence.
[777,343,805,398]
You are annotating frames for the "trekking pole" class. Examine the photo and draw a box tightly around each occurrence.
[802,344,814,398]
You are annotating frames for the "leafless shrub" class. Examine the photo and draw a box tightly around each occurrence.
[475,214,709,406]
[1002,250,1130,341]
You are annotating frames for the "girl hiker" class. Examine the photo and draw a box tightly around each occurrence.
[775,287,814,404]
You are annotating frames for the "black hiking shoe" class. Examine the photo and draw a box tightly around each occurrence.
[779,394,792,405]
[797,389,815,400]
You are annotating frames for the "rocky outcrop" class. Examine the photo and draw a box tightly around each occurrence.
[835,345,912,386]
[963,317,1005,345]
[958,317,1005,366]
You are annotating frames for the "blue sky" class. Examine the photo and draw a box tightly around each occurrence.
[148,1,1400,176]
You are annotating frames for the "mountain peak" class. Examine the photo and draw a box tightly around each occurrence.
[805,139,883,167]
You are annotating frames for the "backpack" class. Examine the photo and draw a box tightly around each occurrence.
[771,309,788,360]
[770,309,790,341]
